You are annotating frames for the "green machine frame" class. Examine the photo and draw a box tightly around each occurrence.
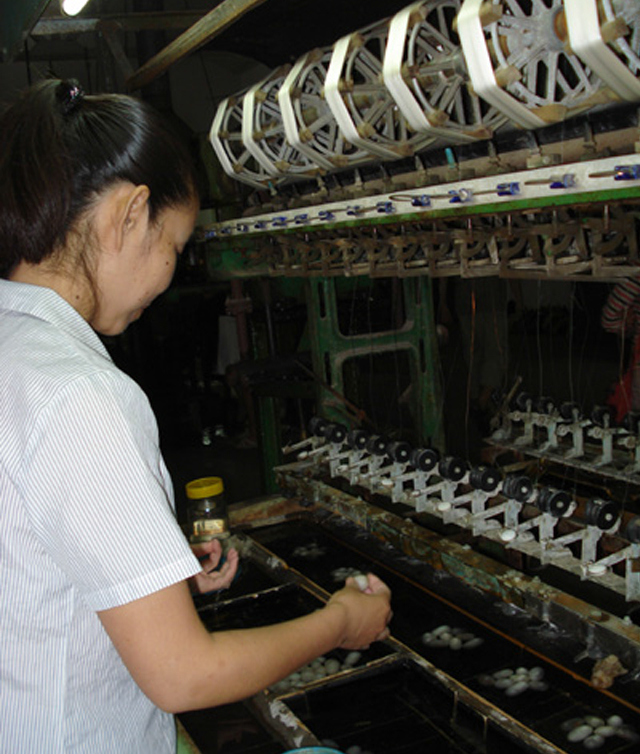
[205,147,640,491]
[220,268,444,493]
[305,275,443,442]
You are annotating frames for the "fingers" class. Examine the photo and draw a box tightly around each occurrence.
[329,573,392,650]
[344,572,390,597]
[190,547,239,595]
[206,547,238,578]
[190,538,223,561]
[218,547,239,577]
[364,572,391,597]
[345,574,371,593]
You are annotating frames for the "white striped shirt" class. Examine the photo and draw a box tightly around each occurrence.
[0,279,201,753]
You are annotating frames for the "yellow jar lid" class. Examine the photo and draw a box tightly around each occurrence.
[185,476,224,499]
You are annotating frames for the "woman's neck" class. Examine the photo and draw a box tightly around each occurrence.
[10,261,94,321]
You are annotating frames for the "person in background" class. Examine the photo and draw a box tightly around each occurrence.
[601,277,640,422]
[0,79,392,754]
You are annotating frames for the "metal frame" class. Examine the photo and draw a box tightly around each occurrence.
[305,275,444,446]
[208,152,640,241]
[269,468,640,665]
[204,151,640,283]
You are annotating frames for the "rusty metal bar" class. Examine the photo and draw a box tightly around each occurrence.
[125,0,269,92]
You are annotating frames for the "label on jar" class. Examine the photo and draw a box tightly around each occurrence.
[192,518,228,538]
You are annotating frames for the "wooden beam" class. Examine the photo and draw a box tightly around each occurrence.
[125,0,269,92]
[100,23,134,81]
[1,0,50,61]
[31,12,207,36]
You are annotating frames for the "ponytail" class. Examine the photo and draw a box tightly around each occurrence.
[0,79,198,278]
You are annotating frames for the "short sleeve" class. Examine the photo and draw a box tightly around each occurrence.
[18,369,201,611]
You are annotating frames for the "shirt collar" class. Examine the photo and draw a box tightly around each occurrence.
[0,279,111,361]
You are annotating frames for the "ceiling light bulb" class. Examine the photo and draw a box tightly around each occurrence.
[61,0,91,16]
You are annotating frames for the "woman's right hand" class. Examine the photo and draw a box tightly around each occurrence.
[99,572,392,712]
[325,573,392,649]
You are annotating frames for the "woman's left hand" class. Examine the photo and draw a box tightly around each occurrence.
[189,539,239,594]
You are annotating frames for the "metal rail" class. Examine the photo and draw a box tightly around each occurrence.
[203,152,640,281]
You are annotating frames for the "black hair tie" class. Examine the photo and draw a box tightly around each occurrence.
[56,79,85,116]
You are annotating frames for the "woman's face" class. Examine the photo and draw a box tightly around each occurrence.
[92,197,199,336]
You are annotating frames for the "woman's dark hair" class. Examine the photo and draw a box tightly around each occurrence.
[0,79,199,278]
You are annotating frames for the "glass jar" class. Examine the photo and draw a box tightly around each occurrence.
[185,476,229,544]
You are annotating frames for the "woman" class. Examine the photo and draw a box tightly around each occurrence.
[601,277,640,422]
[0,79,392,753]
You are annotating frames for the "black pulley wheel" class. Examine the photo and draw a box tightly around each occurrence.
[626,516,640,543]
[469,465,501,493]
[591,405,614,428]
[326,422,347,444]
[622,411,640,434]
[366,434,389,456]
[559,401,582,421]
[346,429,369,450]
[308,416,328,437]
[502,473,533,502]
[514,391,533,412]
[410,447,440,473]
[584,498,620,531]
[438,456,467,482]
[535,396,555,414]
[387,440,412,464]
[537,487,572,517]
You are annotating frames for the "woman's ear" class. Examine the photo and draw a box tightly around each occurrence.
[121,184,151,238]
[94,183,151,257]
